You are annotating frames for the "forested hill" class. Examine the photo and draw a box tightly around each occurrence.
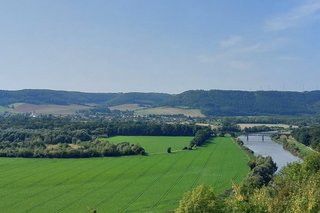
[2,89,320,116]
[163,90,320,116]
[0,89,171,106]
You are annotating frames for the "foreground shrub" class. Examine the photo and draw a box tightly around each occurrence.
[175,185,223,213]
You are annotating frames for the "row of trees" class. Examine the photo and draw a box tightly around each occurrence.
[0,115,202,147]
[243,125,272,133]
[176,153,320,212]
[0,141,145,158]
[189,129,212,147]
[0,114,199,137]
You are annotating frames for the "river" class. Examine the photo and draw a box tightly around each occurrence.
[239,133,301,171]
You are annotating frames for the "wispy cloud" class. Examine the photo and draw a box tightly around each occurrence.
[219,36,242,48]
[265,0,320,31]
[198,37,290,71]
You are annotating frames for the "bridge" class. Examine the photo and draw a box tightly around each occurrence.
[244,131,278,142]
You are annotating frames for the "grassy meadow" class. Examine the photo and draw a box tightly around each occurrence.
[105,136,192,154]
[134,107,205,118]
[10,103,91,115]
[0,136,249,212]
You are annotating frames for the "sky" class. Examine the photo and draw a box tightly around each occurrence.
[0,0,319,94]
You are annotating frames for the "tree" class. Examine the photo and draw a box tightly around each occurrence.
[175,185,223,213]
[167,147,171,153]
[304,153,320,173]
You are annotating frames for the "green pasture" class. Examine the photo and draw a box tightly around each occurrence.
[0,136,249,212]
[105,136,192,154]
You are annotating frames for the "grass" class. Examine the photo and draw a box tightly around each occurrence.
[0,136,249,213]
[10,103,91,115]
[287,137,318,157]
[107,104,205,118]
[109,104,146,111]
[135,107,205,118]
[104,136,192,154]
[0,106,11,113]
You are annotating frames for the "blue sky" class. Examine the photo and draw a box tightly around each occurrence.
[0,0,319,93]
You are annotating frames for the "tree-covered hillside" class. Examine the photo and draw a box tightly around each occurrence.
[0,89,171,106]
[164,90,320,116]
[2,89,320,116]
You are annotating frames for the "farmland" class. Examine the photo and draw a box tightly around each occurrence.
[0,136,249,212]
[108,104,146,111]
[108,104,206,118]
[10,103,91,115]
[134,107,205,118]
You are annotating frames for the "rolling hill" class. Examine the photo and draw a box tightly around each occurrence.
[1,89,320,116]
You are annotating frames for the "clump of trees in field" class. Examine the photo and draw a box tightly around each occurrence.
[243,125,272,133]
[189,129,212,147]
[176,153,320,213]
[218,121,241,134]
[167,147,171,153]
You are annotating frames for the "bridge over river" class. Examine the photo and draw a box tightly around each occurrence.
[239,131,301,171]
[244,131,279,141]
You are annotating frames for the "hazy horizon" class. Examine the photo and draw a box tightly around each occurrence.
[1,0,319,93]
[2,87,320,94]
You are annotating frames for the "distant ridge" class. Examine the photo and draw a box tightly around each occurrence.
[163,90,320,116]
[0,89,171,107]
[1,89,320,116]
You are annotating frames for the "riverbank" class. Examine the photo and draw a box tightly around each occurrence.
[272,134,317,159]
[238,134,300,171]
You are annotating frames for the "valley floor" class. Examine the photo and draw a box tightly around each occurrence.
[0,136,249,212]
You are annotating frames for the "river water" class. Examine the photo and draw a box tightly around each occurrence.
[239,134,301,171]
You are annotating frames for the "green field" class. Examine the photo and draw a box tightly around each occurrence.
[0,136,249,212]
[134,107,205,118]
[105,136,192,154]
[0,106,11,113]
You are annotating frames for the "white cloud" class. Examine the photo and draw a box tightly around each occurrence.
[265,0,320,31]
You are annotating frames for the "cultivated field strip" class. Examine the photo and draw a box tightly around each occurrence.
[0,158,43,180]
[24,159,117,212]
[2,160,92,210]
[53,157,141,212]
[117,153,187,212]
[0,137,249,213]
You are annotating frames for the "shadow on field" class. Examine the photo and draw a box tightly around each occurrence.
[198,138,216,148]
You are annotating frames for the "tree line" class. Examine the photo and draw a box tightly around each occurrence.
[0,114,199,137]
[292,126,320,152]
[0,114,207,158]
[0,141,145,158]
